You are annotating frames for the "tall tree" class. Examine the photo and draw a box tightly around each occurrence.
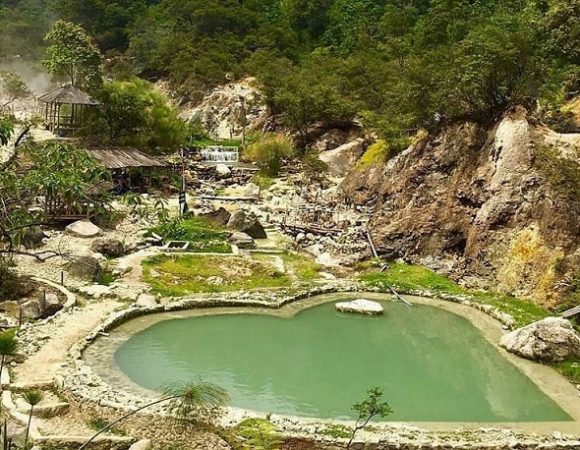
[43,20,103,89]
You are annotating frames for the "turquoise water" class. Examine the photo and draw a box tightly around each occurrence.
[114,301,570,422]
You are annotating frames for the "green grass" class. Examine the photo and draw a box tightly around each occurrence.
[552,358,580,384]
[149,216,231,253]
[320,424,351,439]
[87,417,126,435]
[143,254,291,296]
[359,262,548,328]
[233,418,282,450]
[251,173,274,190]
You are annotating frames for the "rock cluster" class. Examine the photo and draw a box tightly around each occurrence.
[499,317,580,363]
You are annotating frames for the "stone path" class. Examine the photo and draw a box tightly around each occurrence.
[15,299,120,388]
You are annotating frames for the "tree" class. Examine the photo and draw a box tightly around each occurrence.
[0,331,17,393]
[347,387,392,449]
[0,71,31,113]
[0,116,13,146]
[23,390,44,448]
[79,381,229,450]
[89,78,187,153]
[0,142,110,258]
[43,21,103,89]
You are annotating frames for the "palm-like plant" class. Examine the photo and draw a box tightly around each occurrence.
[23,390,43,448]
[0,331,18,392]
[78,381,229,450]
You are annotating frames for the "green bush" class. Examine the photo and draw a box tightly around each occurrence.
[0,258,25,300]
[245,134,295,177]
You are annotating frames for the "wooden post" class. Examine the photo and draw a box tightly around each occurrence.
[61,271,64,286]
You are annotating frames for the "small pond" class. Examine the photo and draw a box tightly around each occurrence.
[89,297,571,422]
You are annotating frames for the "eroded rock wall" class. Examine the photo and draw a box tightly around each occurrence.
[341,108,580,305]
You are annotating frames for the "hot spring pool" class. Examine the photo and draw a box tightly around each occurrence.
[90,298,572,422]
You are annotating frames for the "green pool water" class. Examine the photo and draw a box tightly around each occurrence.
[114,301,570,422]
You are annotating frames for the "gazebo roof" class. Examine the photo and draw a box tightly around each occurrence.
[38,84,99,106]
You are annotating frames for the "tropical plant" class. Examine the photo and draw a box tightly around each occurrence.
[346,387,392,449]
[23,390,44,448]
[0,331,17,392]
[78,381,229,450]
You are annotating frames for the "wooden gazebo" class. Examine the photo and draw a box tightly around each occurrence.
[38,84,99,136]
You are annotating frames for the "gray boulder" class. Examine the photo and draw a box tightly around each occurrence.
[21,226,46,250]
[65,220,101,238]
[68,255,103,281]
[229,232,255,249]
[21,299,41,320]
[215,164,232,177]
[40,293,62,317]
[91,238,126,258]
[136,293,158,308]
[499,317,580,363]
[227,210,267,239]
[201,208,231,227]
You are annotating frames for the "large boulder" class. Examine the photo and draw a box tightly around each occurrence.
[21,226,46,250]
[499,317,580,363]
[319,138,367,177]
[90,238,126,258]
[201,208,231,227]
[335,299,384,316]
[40,293,62,317]
[65,220,101,238]
[227,210,267,239]
[68,255,103,281]
[229,231,255,249]
[215,164,232,177]
[21,299,41,320]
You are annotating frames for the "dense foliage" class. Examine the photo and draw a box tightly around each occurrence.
[1,0,579,138]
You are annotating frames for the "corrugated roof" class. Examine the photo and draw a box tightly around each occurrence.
[38,84,99,105]
[85,148,165,169]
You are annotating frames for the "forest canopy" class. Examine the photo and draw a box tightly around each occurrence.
[1,0,579,139]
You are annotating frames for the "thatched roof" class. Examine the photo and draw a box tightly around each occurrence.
[38,84,99,105]
[85,148,165,169]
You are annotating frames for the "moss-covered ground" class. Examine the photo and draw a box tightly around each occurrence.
[142,251,321,297]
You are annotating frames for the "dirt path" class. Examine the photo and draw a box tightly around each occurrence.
[15,299,120,387]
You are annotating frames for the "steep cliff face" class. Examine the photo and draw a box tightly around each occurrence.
[342,108,580,306]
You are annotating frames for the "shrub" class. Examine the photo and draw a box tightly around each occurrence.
[302,151,329,182]
[245,134,295,176]
[0,258,25,300]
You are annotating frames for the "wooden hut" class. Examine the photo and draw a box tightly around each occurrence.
[38,84,99,136]
[84,148,165,193]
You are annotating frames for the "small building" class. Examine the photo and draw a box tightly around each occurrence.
[38,84,99,136]
[85,148,166,193]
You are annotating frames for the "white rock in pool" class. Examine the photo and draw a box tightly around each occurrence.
[335,299,384,316]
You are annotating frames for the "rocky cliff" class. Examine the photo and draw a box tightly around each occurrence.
[342,108,580,306]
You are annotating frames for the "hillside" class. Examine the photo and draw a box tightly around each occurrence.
[342,107,580,306]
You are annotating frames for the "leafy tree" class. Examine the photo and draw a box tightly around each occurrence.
[544,0,580,65]
[0,142,110,258]
[79,381,229,450]
[43,20,103,89]
[347,387,392,449]
[0,116,13,146]
[0,331,18,393]
[89,78,187,153]
[0,71,31,113]
[23,390,44,449]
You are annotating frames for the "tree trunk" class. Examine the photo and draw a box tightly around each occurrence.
[0,355,5,392]
[24,405,34,448]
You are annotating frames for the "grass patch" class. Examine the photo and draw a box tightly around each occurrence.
[87,417,126,435]
[320,424,351,439]
[149,216,231,253]
[143,254,291,296]
[253,251,321,282]
[359,262,549,328]
[552,358,580,384]
[233,418,282,450]
[251,173,274,190]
